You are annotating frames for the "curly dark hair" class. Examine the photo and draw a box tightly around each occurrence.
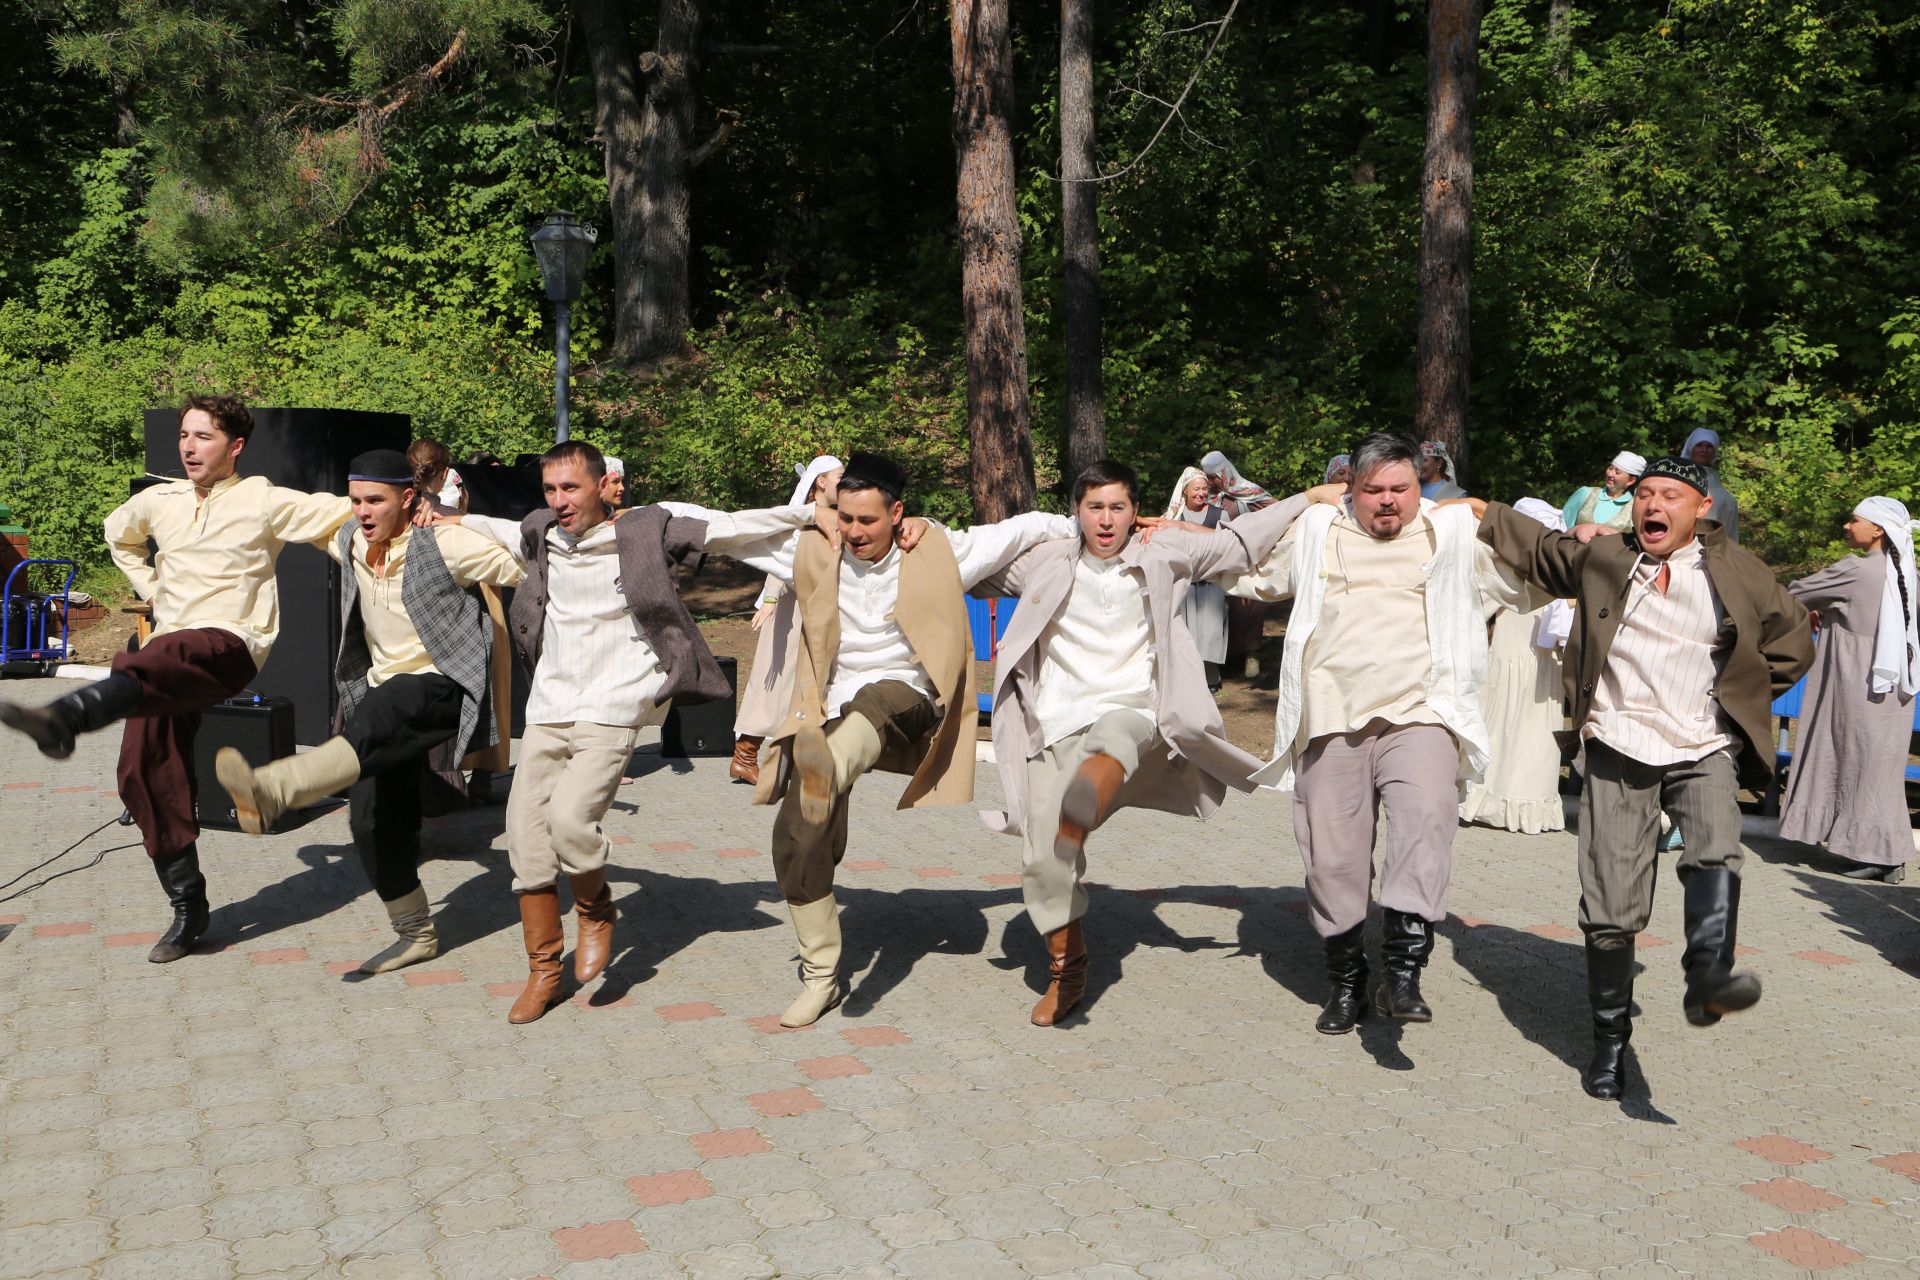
[177,393,254,444]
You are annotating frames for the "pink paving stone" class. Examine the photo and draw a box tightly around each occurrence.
[1447,913,1488,929]
[1870,1152,1920,1183]
[627,1170,712,1206]
[689,1128,771,1160]
[913,867,959,878]
[0,914,22,926]
[715,847,760,859]
[1525,923,1580,939]
[249,947,309,965]
[651,840,694,852]
[1738,1136,1835,1165]
[979,872,1022,887]
[486,981,523,997]
[656,1001,725,1022]
[841,1025,911,1048]
[1636,933,1672,948]
[51,785,93,794]
[796,1055,869,1081]
[1735,943,1763,956]
[402,968,465,986]
[610,835,636,846]
[551,1220,647,1263]
[1740,1177,1847,1213]
[747,1087,823,1118]
[4,781,44,789]
[33,921,92,938]
[104,931,162,948]
[327,961,363,976]
[1792,949,1857,966]
[844,860,888,872]
[745,1015,812,1035]
[1747,1227,1864,1270]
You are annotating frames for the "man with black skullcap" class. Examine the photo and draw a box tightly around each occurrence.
[214,448,523,975]
[1,395,351,963]
[1465,456,1812,1101]
[725,451,1076,1026]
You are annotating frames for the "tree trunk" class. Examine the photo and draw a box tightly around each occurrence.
[1060,0,1104,489]
[1548,0,1572,82]
[581,0,704,368]
[952,0,1037,522]
[1412,0,1480,484]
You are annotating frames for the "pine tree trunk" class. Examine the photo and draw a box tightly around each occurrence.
[1060,0,1105,489]
[1413,0,1480,483]
[952,0,1037,522]
[581,0,703,368]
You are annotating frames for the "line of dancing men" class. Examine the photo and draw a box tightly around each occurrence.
[0,397,1814,1101]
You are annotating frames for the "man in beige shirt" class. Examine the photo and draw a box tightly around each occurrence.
[1,395,351,965]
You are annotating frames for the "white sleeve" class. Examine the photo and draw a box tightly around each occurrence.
[657,501,816,554]
[1220,518,1303,602]
[460,513,528,562]
[945,511,1079,590]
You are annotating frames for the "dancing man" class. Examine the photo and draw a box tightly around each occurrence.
[1,395,351,962]
[213,449,522,974]
[1224,432,1535,1035]
[1469,456,1812,1098]
[448,441,828,1023]
[977,461,1313,1024]
[725,452,1075,1027]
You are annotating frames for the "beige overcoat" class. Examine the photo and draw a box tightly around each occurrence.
[977,494,1310,836]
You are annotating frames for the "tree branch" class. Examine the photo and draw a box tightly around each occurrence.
[689,108,742,166]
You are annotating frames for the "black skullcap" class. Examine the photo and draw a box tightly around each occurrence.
[348,449,414,486]
[840,451,907,502]
[1639,456,1709,496]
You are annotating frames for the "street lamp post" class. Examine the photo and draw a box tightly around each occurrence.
[528,211,598,443]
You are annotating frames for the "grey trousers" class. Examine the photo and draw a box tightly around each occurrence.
[1578,740,1743,950]
[1292,723,1459,938]
[1021,710,1162,935]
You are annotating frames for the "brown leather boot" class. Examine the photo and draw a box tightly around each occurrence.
[509,888,565,1025]
[570,869,617,983]
[1054,754,1127,862]
[729,737,761,785]
[1030,921,1087,1026]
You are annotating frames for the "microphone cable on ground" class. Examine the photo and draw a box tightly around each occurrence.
[0,816,142,905]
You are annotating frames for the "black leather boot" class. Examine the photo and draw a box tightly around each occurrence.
[1316,923,1369,1034]
[149,846,210,964]
[1582,940,1635,1099]
[0,673,141,759]
[1680,868,1760,1027]
[1373,908,1435,1022]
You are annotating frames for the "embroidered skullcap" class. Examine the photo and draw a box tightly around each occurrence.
[1610,451,1647,477]
[1639,456,1708,496]
[840,451,907,502]
[348,449,413,486]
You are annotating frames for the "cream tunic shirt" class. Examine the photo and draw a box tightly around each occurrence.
[104,474,354,669]
[325,525,524,688]
[1032,551,1156,747]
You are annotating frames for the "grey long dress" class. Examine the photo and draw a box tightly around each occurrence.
[1176,503,1229,664]
[1779,551,1916,866]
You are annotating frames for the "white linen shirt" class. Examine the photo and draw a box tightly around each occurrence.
[1033,551,1155,747]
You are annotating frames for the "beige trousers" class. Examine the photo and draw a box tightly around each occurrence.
[506,721,641,892]
[1021,710,1162,935]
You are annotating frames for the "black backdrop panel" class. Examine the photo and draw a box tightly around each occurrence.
[143,408,410,744]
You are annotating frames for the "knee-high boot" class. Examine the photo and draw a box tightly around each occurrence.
[1054,754,1127,863]
[569,869,617,983]
[509,888,565,1024]
[1373,908,1435,1022]
[793,717,882,825]
[360,886,439,974]
[0,672,141,759]
[780,896,845,1027]
[1316,923,1369,1034]
[148,845,209,964]
[1582,940,1635,1099]
[1680,868,1761,1026]
[215,737,361,836]
[1030,921,1087,1027]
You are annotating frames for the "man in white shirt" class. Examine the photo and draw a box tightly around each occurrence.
[447,441,824,1024]
[1225,432,1535,1037]
[1,395,351,964]
[214,450,523,976]
[725,452,1077,1027]
[976,461,1315,1025]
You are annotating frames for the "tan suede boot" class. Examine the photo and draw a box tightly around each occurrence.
[569,869,617,983]
[780,895,846,1027]
[360,886,439,974]
[1054,753,1126,862]
[510,888,565,1024]
[216,737,361,836]
[1030,921,1087,1026]
[794,715,883,825]
[729,737,762,785]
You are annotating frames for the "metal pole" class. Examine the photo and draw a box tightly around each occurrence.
[554,300,572,443]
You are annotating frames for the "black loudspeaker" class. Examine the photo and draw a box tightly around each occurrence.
[661,656,739,757]
[143,408,410,744]
[192,695,296,831]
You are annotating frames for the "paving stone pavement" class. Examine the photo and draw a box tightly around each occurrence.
[2,674,1919,1279]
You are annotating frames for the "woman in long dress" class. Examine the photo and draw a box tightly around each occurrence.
[729,455,843,784]
[1200,451,1275,675]
[1460,498,1570,833]
[1165,467,1230,690]
[1778,497,1918,880]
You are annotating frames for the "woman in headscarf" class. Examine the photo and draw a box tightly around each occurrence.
[1459,498,1570,834]
[1777,497,1917,880]
[1324,453,1352,486]
[1199,451,1274,673]
[1680,428,1741,543]
[1165,466,1230,689]
[1417,440,1466,500]
[729,455,844,784]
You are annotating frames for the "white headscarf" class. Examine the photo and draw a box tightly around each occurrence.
[1199,451,1276,510]
[1610,451,1646,477]
[1164,466,1211,520]
[1514,498,1575,650]
[788,454,843,507]
[1854,496,1918,697]
[1680,428,1721,464]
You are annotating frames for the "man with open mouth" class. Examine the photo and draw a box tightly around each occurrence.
[1469,456,1813,1101]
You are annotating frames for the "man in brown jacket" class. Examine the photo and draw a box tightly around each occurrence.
[1469,456,1813,1101]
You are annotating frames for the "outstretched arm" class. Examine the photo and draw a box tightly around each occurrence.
[266,486,355,549]
[947,511,1079,590]
[1475,500,1591,600]
[435,523,527,589]
[1169,491,1314,582]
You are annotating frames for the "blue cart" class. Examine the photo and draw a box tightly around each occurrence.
[2,558,78,665]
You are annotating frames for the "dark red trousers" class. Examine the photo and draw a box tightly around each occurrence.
[112,628,257,859]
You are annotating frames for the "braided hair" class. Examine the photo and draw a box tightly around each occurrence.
[1890,539,1915,668]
